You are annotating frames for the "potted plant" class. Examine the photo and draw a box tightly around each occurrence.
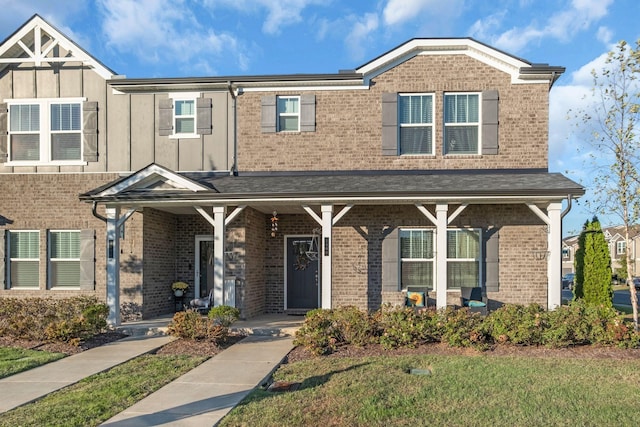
[171,281,189,297]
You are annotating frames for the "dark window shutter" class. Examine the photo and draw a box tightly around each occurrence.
[158,98,174,136]
[197,97,212,135]
[80,229,95,290]
[484,229,500,292]
[300,94,316,132]
[482,90,499,155]
[381,92,398,156]
[0,103,6,163]
[261,96,276,133]
[82,101,98,162]
[382,228,399,292]
[0,230,5,288]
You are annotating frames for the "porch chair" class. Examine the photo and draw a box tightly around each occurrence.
[189,289,214,314]
[459,287,487,315]
[406,286,431,308]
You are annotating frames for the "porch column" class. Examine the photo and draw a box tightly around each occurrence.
[213,206,226,307]
[435,204,448,309]
[548,202,562,310]
[321,205,333,309]
[105,207,121,326]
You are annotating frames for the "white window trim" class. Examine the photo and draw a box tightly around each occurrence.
[443,92,481,155]
[277,95,300,132]
[168,92,199,139]
[562,248,570,259]
[48,230,81,290]
[7,230,40,290]
[399,228,435,291]
[617,240,626,255]
[446,228,482,290]
[5,97,87,166]
[398,93,435,156]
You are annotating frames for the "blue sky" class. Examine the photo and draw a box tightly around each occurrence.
[1,0,639,236]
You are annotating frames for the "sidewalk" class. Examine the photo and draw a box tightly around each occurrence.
[0,335,174,414]
[100,335,294,426]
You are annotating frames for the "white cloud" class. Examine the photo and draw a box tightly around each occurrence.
[345,13,380,61]
[468,12,506,42]
[205,0,327,35]
[596,26,613,44]
[484,0,614,53]
[383,0,437,26]
[97,0,246,75]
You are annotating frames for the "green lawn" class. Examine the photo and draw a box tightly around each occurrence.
[0,354,207,427]
[0,347,66,379]
[219,353,640,427]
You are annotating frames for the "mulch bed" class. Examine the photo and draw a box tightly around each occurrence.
[285,341,640,364]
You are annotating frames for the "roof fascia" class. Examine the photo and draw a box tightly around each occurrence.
[0,14,116,80]
[96,164,209,197]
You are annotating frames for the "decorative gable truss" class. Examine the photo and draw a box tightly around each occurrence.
[0,14,115,79]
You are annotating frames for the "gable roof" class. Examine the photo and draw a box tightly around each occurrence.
[0,14,116,79]
[356,38,564,86]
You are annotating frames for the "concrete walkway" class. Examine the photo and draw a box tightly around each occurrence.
[101,335,294,426]
[0,335,174,414]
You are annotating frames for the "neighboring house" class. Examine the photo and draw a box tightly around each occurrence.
[563,225,640,277]
[0,15,584,325]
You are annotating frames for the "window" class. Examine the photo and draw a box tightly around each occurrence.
[8,99,84,163]
[400,229,434,290]
[158,94,211,137]
[277,96,300,132]
[174,99,196,135]
[399,94,433,155]
[49,231,80,288]
[447,229,481,289]
[562,248,570,259]
[444,93,480,154]
[617,241,626,255]
[8,231,39,288]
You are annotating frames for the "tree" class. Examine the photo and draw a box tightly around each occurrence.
[616,249,628,280]
[581,218,613,307]
[572,40,640,330]
[573,219,588,299]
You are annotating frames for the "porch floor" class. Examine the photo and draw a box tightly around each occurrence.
[116,313,305,337]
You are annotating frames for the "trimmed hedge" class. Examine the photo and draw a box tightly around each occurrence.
[294,301,640,355]
[0,296,109,345]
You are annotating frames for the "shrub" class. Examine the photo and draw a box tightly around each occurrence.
[330,306,377,347]
[294,309,341,355]
[169,310,229,342]
[376,305,427,349]
[0,296,108,344]
[439,307,488,349]
[208,305,240,327]
[484,304,545,346]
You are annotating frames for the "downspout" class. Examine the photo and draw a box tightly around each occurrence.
[228,82,238,176]
[561,194,572,219]
[92,201,108,222]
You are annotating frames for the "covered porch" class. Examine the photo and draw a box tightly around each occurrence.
[80,164,584,326]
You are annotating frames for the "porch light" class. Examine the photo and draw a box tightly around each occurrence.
[271,211,279,237]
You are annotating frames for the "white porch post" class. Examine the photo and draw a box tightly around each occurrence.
[105,207,121,326]
[548,202,562,309]
[436,204,448,309]
[321,205,333,309]
[213,206,226,307]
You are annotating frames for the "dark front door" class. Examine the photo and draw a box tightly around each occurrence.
[198,239,214,298]
[286,236,319,310]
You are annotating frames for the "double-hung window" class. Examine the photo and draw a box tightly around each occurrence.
[399,94,433,155]
[444,93,480,154]
[447,229,481,289]
[49,231,80,288]
[8,231,40,289]
[174,98,196,136]
[400,229,434,290]
[8,99,83,163]
[617,241,626,255]
[277,96,300,132]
